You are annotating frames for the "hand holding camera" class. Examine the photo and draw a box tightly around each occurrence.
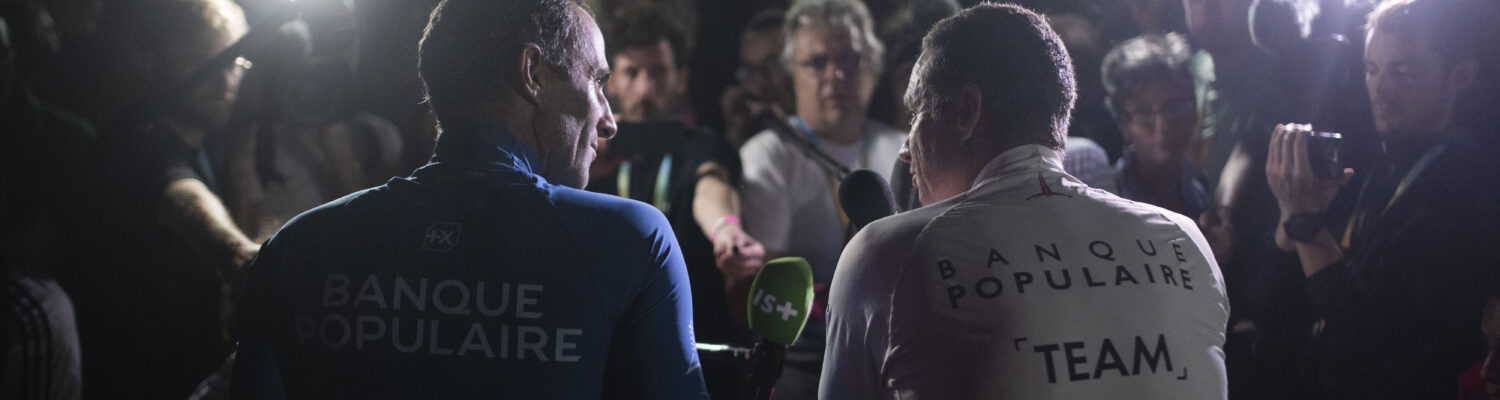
[1267,123,1355,249]
[1266,123,1362,215]
[1266,123,1354,218]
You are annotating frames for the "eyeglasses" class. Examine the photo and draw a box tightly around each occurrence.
[233,56,254,71]
[795,52,863,74]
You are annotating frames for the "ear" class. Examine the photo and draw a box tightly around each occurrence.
[1450,59,1478,92]
[515,43,545,105]
[954,83,983,141]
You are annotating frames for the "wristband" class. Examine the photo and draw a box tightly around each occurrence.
[710,215,741,241]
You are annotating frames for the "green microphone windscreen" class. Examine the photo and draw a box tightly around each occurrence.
[746,257,815,345]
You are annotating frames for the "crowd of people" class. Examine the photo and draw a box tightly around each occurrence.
[2,0,1498,398]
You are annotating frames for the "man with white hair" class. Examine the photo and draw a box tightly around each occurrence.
[737,0,906,396]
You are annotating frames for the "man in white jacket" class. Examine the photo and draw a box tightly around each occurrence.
[819,4,1229,399]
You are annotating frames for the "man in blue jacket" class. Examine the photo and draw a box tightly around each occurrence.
[229,0,708,398]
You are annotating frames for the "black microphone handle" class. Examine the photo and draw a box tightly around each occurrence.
[838,169,898,232]
[751,338,788,400]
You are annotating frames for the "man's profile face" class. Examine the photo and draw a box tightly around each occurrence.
[532,6,617,188]
[898,56,968,206]
[789,17,875,133]
[1364,29,1462,138]
[607,39,683,122]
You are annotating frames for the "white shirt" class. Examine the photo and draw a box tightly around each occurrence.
[739,118,906,352]
[821,145,1228,400]
[740,118,907,286]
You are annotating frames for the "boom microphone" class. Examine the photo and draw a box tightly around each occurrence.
[746,257,814,400]
[838,169,898,232]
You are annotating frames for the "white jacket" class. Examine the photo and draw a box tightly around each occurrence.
[821,145,1229,400]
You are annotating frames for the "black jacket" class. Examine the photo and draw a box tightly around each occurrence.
[1306,131,1500,399]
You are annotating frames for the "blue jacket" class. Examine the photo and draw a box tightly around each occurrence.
[232,125,707,399]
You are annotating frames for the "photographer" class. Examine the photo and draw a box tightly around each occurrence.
[1266,0,1500,397]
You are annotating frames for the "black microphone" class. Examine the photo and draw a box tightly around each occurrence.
[838,169,898,232]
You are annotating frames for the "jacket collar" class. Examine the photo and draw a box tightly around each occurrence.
[970,144,1065,191]
[429,123,544,177]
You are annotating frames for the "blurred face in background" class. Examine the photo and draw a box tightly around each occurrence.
[1363,29,1470,139]
[789,17,876,137]
[607,39,685,122]
[738,27,793,110]
[1119,77,1196,166]
[1480,298,1500,399]
[165,1,248,146]
[302,0,361,69]
[1182,0,1248,54]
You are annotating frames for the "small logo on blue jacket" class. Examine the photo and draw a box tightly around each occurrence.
[423,222,461,252]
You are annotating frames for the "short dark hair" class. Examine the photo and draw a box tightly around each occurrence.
[910,3,1075,150]
[1101,33,1193,122]
[744,8,786,35]
[1367,0,1496,67]
[605,10,688,68]
[1367,0,1500,127]
[417,0,588,125]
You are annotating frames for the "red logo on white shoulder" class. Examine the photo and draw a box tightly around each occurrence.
[1025,172,1071,201]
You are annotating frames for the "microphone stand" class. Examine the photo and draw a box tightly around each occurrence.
[694,342,753,362]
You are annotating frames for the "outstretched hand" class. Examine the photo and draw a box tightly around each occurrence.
[712,223,766,282]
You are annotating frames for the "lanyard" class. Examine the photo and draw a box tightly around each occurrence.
[790,116,870,234]
[616,154,674,212]
[1340,144,1446,249]
[791,117,871,172]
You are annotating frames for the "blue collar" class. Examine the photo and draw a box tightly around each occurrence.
[429,124,544,177]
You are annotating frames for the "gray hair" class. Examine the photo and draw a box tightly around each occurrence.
[780,0,885,77]
[418,0,589,124]
[1100,33,1193,121]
